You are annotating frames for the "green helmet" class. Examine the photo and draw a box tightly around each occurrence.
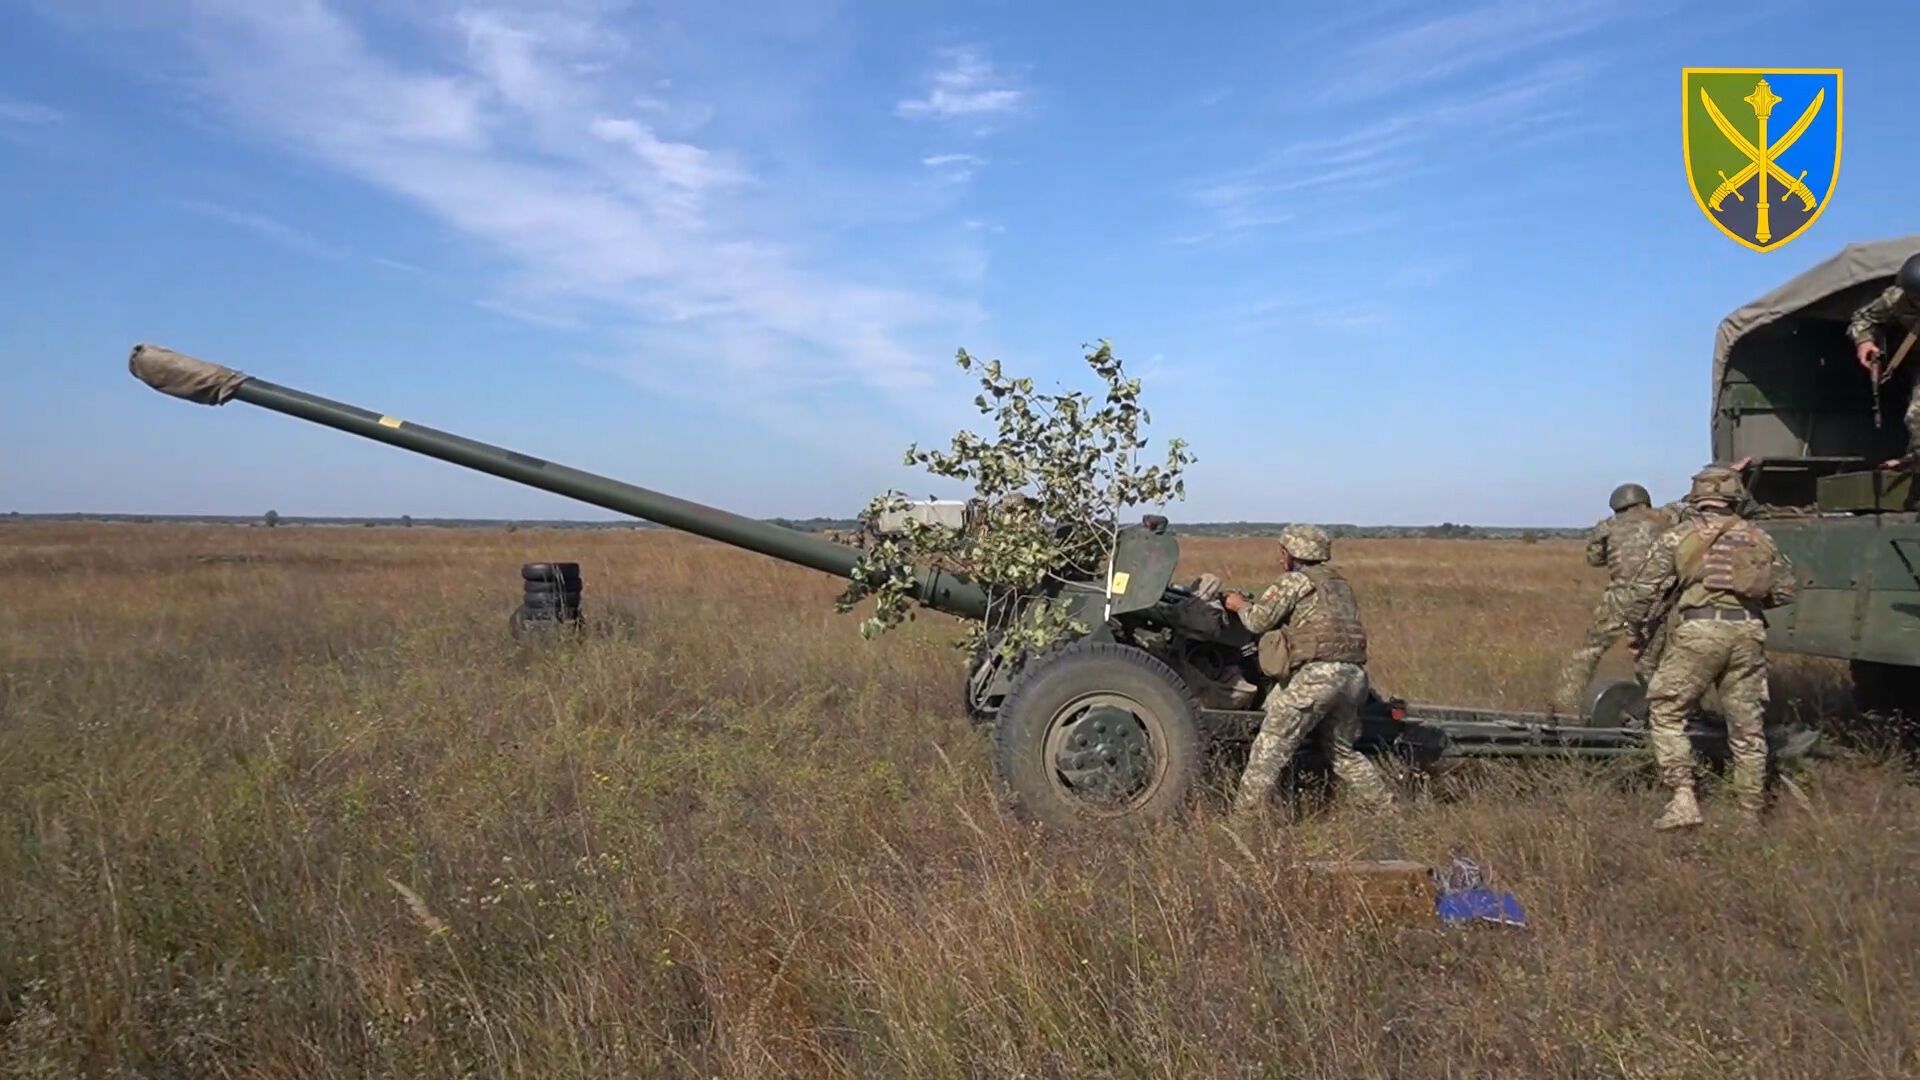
[1278,523,1332,563]
[1609,483,1651,512]
[1685,464,1745,508]
[1900,252,1920,293]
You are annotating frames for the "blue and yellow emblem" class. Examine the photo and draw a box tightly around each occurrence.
[1683,68,1841,251]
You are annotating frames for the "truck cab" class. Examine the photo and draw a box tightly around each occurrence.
[1713,236,1920,711]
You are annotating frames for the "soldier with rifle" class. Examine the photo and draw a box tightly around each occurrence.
[1847,252,1920,470]
[1618,465,1796,830]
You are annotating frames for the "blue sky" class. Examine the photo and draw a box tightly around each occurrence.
[1,0,1912,526]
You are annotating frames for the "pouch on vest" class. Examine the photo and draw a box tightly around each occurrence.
[1697,520,1776,602]
[1256,631,1291,678]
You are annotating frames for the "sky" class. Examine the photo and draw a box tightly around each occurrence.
[1,0,1914,527]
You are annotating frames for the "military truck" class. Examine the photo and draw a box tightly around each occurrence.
[1712,236,1920,713]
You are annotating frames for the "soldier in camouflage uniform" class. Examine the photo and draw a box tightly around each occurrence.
[1847,252,1920,470]
[1550,483,1681,715]
[1617,466,1796,829]
[1222,524,1393,816]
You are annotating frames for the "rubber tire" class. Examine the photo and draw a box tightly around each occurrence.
[520,602,582,618]
[992,642,1202,830]
[522,584,584,599]
[522,562,582,583]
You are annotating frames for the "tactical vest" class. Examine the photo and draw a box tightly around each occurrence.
[1280,565,1368,669]
[1604,505,1668,584]
[1675,516,1779,610]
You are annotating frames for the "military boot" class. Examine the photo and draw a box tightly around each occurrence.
[1653,786,1703,831]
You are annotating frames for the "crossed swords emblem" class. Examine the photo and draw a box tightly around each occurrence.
[1702,78,1824,244]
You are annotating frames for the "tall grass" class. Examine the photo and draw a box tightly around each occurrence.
[0,524,1912,1077]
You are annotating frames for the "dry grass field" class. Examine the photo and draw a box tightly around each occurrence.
[1,522,1915,1078]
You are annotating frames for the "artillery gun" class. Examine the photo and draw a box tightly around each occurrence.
[128,345,1813,828]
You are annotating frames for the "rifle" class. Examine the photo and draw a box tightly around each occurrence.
[1624,579,1679,681]
[1872,328,1919,430]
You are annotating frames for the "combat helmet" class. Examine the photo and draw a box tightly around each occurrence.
[1278,523,1332,563]
[1608,483,1651,512]
[1685,464,1745,509]
[1900,252,1920,293]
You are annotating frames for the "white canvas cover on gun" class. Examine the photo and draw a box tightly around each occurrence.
[874,500,969,535]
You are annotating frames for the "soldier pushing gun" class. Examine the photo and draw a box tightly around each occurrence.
[1218,525,1395,819]
[1617,465,1796,830]
[1550,482,1682,716]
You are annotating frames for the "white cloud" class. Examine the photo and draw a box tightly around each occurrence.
[142,1,967,394]
[590,116,743,193]
[179,199,349,260]
[1184,58,1595,239]
[894,46,1026,123]
[1316,0,1657,104]
[371,255,428,275]
[0,97,64,125]
[1176,0,1646,244]
[921,151,986,182]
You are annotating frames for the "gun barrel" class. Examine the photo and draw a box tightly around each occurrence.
[128,345,988,619]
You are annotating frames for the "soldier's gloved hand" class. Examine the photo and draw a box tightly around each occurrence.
[1858,340,1883,373]
[1626,635,1643,657]
[1222,591,1247,613]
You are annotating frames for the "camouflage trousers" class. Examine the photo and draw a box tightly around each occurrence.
[1551,589,1659,714]
[1905,377,1920,453]
[1645,619,1769,809]
[1232,661,1393,815]
[1553,591,1627,714]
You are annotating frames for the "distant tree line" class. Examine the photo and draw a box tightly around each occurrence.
[3,512,1587,539]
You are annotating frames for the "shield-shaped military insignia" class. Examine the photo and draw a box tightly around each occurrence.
[1684,68,1841,252]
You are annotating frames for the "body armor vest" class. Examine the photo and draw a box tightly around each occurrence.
[1282,565,1368,669]
[1688,518,1778,604]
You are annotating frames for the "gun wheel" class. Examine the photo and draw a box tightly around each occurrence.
[993,643,1201,828]
[1583,677,1649,729]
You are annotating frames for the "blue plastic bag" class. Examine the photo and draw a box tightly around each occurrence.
[1434,857,1529,929]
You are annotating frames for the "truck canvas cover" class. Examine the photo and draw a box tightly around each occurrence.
[1713,235,1920,471]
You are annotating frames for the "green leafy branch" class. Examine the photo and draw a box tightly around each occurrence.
[836,341,1194,656]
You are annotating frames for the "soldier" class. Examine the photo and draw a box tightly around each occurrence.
[1549,483,1680,715]
[1847,252,1920,470]
[1222,524,1393,817]
[1617,465,1796,830]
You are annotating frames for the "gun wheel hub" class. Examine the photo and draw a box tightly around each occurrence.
[1042,692,1168,812]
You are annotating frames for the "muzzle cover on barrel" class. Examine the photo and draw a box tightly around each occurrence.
[129,344,250,405]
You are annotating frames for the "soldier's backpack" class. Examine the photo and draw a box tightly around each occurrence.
[1692,518,1778,602]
